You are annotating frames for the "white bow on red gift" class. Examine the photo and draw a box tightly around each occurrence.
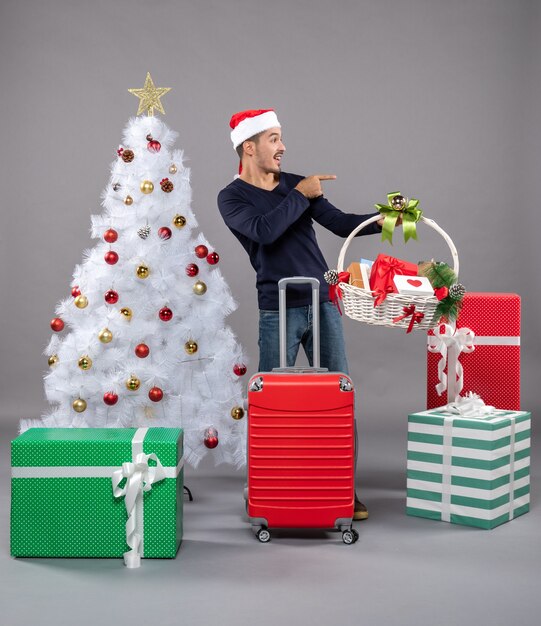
[427,323,476,401]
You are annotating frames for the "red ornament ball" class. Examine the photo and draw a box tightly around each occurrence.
[204,436,218,449]
[195,245,209,259]
[50,317,64,332]
[135,343,150,358]
[104,289,119,304]
[206,252,220,265]
[103,392,119,406]
[71,285,81,298]
[185,263,199,277]
[148,386,164,402]
[104,250,119,265]
[204,427,219,449]
[159,306,173,321]
[233,363,247,376]
[147,139,161,153]
[158,227,172,240]
[104,229,118,243]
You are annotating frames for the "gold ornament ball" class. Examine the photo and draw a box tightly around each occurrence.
[184,340,198,355]
[169,164,178,174]
[124,195,134,205]
[78,355,93,370]
[136,264,150,279]
[48,354,59,367]
[193,280,207,296]
[72,398,87,413]
[126,375,141,391]
[231,406,245,421]
[391,194,406,210]
[98,327,113,343]
[140,180,154,194]
[74,294,88,309]
[120,307,133,321]
[173,214,186,229]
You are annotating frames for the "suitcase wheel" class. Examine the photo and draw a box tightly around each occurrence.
[257,528,271,543]
[342,529,358,545]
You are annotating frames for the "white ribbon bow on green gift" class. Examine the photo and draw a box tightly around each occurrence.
[112,452,166,569]
[446,392,495,418]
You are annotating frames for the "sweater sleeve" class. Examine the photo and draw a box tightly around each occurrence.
[309,196,382,237]
[218,187,310,245]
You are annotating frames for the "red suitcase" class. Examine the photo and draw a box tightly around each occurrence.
[247,277,357,544]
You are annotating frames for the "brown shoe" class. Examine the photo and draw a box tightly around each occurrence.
[353,498,369,521]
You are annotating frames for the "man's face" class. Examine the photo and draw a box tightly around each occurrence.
[249,127,285,174]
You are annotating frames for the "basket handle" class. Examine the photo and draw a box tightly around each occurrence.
[336,215,459,278]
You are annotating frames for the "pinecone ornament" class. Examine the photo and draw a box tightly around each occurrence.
[138,225,151,240]
[324,269,339,285]
[121,149,135,163]
[160,178,174,193]
[449,283,466,301]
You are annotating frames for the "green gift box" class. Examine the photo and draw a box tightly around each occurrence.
[407,408,531,529]
[11,427,183,565]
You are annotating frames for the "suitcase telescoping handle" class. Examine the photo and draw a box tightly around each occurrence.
[278,277,321,369]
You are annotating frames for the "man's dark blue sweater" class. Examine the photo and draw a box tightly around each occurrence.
[217,172,381,310]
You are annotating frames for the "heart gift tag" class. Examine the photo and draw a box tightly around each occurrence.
[394,274,434,296]
[407,279,423,288]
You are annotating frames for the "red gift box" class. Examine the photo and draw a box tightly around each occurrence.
[427,293,520,410]
[369,254,417,306]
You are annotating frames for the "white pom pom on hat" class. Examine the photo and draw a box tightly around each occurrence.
[230,109,280,150]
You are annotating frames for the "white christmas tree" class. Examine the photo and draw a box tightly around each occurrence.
[24,74,248,468]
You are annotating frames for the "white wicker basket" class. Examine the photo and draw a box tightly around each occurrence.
[336,215,459,331]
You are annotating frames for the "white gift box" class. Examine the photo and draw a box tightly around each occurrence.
[393,274,434,296]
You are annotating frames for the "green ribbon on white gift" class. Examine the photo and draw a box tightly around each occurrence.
[11,427,183,568]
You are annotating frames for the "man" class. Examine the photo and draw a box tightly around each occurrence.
[217,109,384,520]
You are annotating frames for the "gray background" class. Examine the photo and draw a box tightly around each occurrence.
[0,1,539,625]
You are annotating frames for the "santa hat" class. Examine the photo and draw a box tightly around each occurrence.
[230,109,280,150]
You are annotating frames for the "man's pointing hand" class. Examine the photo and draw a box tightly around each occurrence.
[295,174,336,199]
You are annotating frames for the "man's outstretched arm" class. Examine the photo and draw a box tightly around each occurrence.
[217,188,310,245]
[309,194,384,237]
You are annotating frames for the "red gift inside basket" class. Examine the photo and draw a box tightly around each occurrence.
[369,254,418,306]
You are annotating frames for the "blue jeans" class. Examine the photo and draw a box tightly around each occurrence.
[258,302,349,373]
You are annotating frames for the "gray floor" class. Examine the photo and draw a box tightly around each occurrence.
[1,418,539,626]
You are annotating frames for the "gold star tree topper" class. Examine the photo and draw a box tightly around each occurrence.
[128,72,171,116]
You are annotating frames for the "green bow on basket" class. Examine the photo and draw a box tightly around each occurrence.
[375,192,422,244]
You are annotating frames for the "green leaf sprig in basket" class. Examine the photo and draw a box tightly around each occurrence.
[418,261,466,323]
